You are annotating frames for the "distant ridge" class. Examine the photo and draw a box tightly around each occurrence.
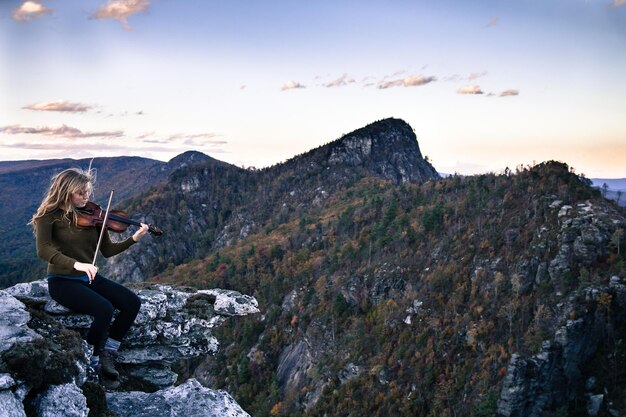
[0,158,82,174]
[0,151,211,287]
[591,178,626,206]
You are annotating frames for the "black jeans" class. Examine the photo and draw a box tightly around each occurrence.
[48,274,141,355]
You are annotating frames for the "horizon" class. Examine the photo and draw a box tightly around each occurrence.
[1,0,625,178]
[2,148,625,182]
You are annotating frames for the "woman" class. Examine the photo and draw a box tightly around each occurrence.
[31,168,149,387]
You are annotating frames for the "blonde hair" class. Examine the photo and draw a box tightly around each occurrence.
[30,168,95,229]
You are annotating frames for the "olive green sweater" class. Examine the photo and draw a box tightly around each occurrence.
[35,208,136,276]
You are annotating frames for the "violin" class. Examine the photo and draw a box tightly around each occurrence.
[75,201,163,236]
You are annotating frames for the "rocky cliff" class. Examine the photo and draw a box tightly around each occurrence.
[0,280,258,417]
[496,199,626,417]
[497,277,626,417]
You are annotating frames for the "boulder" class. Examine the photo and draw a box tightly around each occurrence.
[34,383,88,417]
[0,291,41,354]
[106,378,250,417]
[0,390,26,417]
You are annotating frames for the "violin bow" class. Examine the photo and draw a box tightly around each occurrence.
[92,190,115,270]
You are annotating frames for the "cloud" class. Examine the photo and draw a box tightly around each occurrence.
[23,100,93,113]
[136,131,155,139]
[141,138,169,144]
[323,74,356,88]
[377,74,436,89]
[0,130,229,158]
[612,0,625,7]
[138,132,226,146]
[165,133,220,142]
[0,124,123,139]
[485,16,499,28]
[12,1,52,22]
[281,81,306,91]
[457,85,484,95]
[468,71,488,81]
[183,138,227,146]
[92,0,150,30]
[500,89,519,97]
[442,74,463,82]
[0,141,182,153]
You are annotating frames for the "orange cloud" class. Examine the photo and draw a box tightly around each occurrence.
[92,0,150,30]
[12,1,52,22]
[281,81,306,91]
[457,85,483,95]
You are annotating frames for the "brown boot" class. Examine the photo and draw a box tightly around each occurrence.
[100,349,119,380]
[99,372,121,390]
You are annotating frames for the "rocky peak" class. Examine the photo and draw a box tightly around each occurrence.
[329,118,438,183]
[293,118,439,184]
[0,280,258,417]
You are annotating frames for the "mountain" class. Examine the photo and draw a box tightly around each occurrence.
[0,151,212,288]
[103,118,439,282]
[2,118,625,416]
[150,161,626,417]
[591,178,626,207]
[591,178,626,191]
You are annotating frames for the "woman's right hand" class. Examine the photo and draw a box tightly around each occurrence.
[74,262,98,283]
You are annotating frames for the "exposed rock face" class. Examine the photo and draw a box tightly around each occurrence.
[496,198,626,417]
[0,280,258,417]
[0,290,41,352]
[548,201,619,284]
[34,383,89,417]
[326,118,439,184]
[496,278,626,416]
[277,341,314,395]
[107,379,250,417]
[0,387,26,417]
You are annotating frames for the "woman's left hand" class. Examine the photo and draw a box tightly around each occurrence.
[132,223,150,242]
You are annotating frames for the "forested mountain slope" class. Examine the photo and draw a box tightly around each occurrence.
[154,162,626,417]
[104,118,439,281]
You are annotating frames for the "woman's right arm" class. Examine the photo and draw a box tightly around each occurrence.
[35,215,77,271]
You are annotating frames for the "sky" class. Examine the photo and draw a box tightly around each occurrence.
[1,0,625,178]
